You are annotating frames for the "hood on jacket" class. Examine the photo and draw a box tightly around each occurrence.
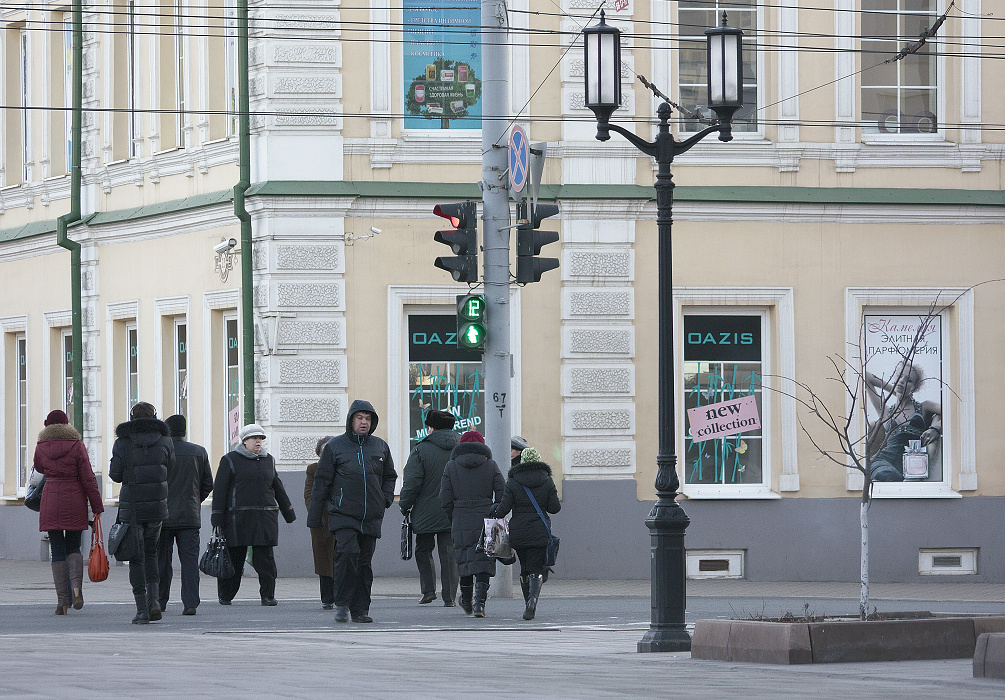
[507,460,552,488]
[345,399,379,436]
[424,428,459,451]
[450,440,492,468]
[38,423,82,442]
[114,416,171,447]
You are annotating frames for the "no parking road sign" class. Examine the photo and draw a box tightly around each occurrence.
[509,125,529,193]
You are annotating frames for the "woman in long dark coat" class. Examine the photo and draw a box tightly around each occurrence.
[492,447,561,620]
[439,430,504,617]
[211,424,296,605]
[34,409,104,615]
[304,435,336,609]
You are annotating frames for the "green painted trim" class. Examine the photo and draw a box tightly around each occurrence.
[244,181,1005,207]
[0,219,58,243]
[86,189,233,226]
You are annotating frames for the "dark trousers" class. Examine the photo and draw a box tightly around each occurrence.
[128,521,162,596]
[319,575,335,606]
[516,546,547,576]
[48,530,82,562]
[459,572,490,587]
[217,545,277,602]
[157,527,201,610]
[415,531,458,602]
[333,529,376,616]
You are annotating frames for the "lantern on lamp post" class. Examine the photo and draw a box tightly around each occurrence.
[583,10,743,654]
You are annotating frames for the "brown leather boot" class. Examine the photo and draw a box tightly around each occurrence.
[51,561,70,615]
[67,552,85,609]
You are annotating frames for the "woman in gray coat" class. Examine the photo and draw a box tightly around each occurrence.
[439,430,504,617]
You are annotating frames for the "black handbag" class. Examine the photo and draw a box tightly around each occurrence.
[109,463,142,562]
[400,511,414,561]
[24,470,45,512]
[523,485,560,567]
[199,527,235,579]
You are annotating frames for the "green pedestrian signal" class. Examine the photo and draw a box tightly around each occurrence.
[456,294,486,350]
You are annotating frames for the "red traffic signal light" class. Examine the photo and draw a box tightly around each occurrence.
[433,201,479,283]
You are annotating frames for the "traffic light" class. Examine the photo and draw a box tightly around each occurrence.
[433,201,478,283]
[456,293,486,350]
[515,201,560,284]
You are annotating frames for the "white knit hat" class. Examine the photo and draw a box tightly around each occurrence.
[238,423,267,441]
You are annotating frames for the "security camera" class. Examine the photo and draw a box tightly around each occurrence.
[369,227,381,235]
[214,238,238,254]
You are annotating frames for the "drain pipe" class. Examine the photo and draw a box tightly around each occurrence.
[234,0,254,425]
[56,0,84,433]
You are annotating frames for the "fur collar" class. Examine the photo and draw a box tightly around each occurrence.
[507,460,552,479]
[38,423,81,441]
[114,417,170,439]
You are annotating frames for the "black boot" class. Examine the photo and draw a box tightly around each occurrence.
[472,582,489,618]
[524,574,543,620]
[519,575,530,605]
[132,594,150,624]
[459,584,473,615]
[146,583,162,622]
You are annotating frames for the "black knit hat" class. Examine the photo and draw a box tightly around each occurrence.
[165,414,186,438]
[424,410,456,431]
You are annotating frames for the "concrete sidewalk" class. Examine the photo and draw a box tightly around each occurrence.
[4,558,1005,604]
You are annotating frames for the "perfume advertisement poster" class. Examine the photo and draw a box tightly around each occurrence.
[403,0,482,130]
[863,315,943,482]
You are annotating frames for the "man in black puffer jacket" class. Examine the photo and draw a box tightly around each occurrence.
[109,401,174,624]
[308,399,396,623]
[157,414,213,615]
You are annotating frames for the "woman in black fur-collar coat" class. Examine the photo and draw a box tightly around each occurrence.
[491,447,560,620]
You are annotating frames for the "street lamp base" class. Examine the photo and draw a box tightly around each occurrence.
[637,626,692,653]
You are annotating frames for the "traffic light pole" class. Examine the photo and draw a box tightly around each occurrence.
[481,0,513,598]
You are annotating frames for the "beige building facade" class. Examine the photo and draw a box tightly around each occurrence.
[1,0,1003,582]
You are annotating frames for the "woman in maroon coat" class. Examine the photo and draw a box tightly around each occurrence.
[34,409,104,615]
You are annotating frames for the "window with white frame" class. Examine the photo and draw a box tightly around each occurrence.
[17,334,29,488]
[174,319,188,417]
[174,0,186,146]
[128,0,142,156]
[861,0,938,135]
[224,315,240,448]
[63,14,73,172]
[20,29,31,182]
[225,0,238,137]
[62,329,74,426]
[126,324,139,412]
[683,314,764,488]
[677,0,758,133]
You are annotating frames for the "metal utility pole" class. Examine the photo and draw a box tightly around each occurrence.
[481,0,512,597]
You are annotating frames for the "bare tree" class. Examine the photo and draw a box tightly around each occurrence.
[776,296,958,620]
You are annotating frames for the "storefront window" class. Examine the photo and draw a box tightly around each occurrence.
[407,314,483,444]
[683,315,763,486]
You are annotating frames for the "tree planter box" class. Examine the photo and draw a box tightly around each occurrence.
[692,616,1005,665]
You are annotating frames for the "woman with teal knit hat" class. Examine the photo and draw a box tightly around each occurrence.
[491,446,560,620]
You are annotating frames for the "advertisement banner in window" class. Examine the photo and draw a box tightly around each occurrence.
[403,0,482,130]
[683,315,763,486]
[863,315,943,482]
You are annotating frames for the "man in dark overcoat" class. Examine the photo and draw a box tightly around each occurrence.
[158,414,214,615]
[399,409,459,606]
[308,399,397,623]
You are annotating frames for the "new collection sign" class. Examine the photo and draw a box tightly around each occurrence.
[686,395,761,442]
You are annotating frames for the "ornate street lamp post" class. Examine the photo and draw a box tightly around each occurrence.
[584,10,743,653]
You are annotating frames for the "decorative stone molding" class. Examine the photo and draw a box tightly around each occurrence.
[279,397,341,422]
[255,399,269,422]
[276,245,339,270]
[566,328,632,355]
[274,15,340,31]
[278,359,341,384]
[274,109,342,127]
[567,250,631,278]
[274,45,340,64]
[564,289,633,317]
[566,366,633,395]
[273,77,340,95]
[278,320,341,346]
[277,282,340,308]
[280,436,320,462]
[571,409,632,431]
